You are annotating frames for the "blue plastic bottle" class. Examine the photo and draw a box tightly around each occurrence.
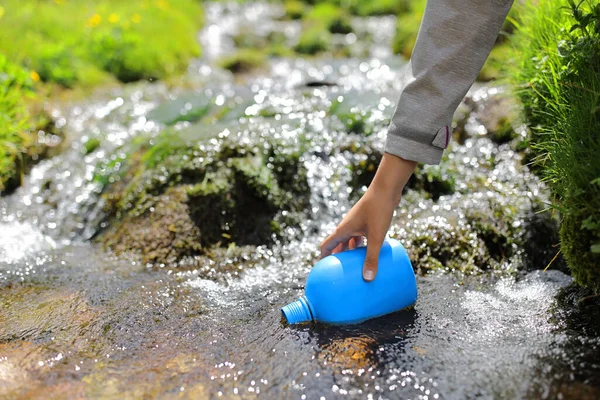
[282,238,417,325]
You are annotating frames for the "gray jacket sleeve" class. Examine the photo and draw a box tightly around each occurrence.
[385,0,514,164]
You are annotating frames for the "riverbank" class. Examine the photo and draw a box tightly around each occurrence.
[0,0,204,191]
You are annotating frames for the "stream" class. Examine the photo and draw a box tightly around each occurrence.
[1,2,599,399]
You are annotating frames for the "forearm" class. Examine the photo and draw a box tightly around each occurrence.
[386,0,514,165]
[370,152,417,204]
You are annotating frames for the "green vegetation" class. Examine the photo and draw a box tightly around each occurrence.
[305,3,353,34]
[0,56,34,191]
[391,0,426,58]
[508,0,600,291]
[0,0,203,192]
[295,26,333,54]
[0,0,203,87]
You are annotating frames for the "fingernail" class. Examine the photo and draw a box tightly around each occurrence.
[364,270,374,281]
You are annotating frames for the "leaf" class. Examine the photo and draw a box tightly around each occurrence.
[591,244,600,253]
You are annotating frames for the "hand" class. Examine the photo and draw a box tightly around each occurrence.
[320,152,417,281]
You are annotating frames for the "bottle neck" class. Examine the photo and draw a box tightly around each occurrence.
[282,296,313,324]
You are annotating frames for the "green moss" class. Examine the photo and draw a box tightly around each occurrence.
[218,49,266,73]
[97,122,311,264]
[407,164,456,201]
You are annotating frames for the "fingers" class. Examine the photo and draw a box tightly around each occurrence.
[332,240,348,254]
[320,225,354,258]
[330,236,363,255]
[349,236,363,249]
[363,235,385,282]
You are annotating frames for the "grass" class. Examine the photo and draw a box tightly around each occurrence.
[507,0,600,291]
[0,0,203,87]
[0,0,204,192]
[0,55,35,191]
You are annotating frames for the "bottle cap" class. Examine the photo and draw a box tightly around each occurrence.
[281,298,312,324]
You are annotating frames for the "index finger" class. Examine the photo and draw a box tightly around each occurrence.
[320,226,354,258]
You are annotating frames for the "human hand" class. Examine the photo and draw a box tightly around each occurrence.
[320,153,417,281]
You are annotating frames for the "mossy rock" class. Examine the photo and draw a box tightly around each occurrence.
[329,95,375,136]
[397,214,486,274]
[392,190,531,274]
[96,123,310,265]
[341,143,381,198]
[102,186,203,264]
[295,26,332,55]
[218,49,266,73]
[343,143,455,201]
[305,4,353,34]
[283,0,305,20]
[464,199,519,263]
[560,213,600,293]
[406,164,456,201]
[478,91,519,144]
[147,93,213,126]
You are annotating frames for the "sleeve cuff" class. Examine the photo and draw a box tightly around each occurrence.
[385,133,446,165]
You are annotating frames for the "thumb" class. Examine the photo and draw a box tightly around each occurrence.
[363,235,384,282]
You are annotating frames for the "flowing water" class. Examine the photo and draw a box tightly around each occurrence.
[1,3,599,399]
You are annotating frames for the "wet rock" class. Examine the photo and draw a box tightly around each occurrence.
[342,142,381,199]
[390,188,529,275]
[96,121,311,265]
[0,285,101,349]
[343,143,455,201]
[526,282,600,398]
[521,205,567,272]
[407,164,456,201]
[393,203,489,275]
[452,86,521,147]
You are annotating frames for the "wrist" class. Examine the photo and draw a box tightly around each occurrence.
[369,152,417,204]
